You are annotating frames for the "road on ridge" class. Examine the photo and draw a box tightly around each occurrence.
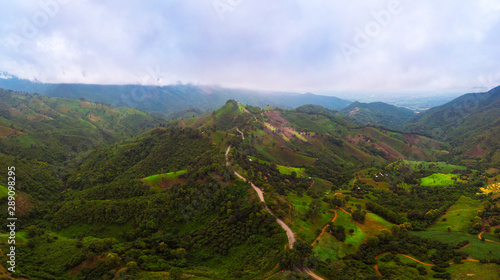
[225,145,295,248]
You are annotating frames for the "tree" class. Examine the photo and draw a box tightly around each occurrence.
[170,267,183,280]
[368,236,380,246]
[104,253,121,268]
[126,261,140,275]
[279,249,301,269]
[352,209,366,223]
[294,239,313,257]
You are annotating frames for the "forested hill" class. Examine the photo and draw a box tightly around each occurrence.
[0,88,160,163]
[404,85,500,166]
[178,100,448,185]
[341,101,417,130]
[0,94,499,280]
[0,75,352,114]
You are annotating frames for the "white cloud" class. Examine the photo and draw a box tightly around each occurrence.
[0,0,499,96]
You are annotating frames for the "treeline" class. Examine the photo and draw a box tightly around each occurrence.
[66,127,212,190]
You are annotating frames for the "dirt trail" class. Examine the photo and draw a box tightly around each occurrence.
[236,127,244,140]
[263,269,285,280]
[374,251,482,277]
[301,268,326,280]
[338,207,352,215]
[226,146,295,248]
[225,145,231,166]
[306,179,315,191]
[374,252,435,277]
[114,267,127,279]
[478,229,500,245]
[311,209,337,246]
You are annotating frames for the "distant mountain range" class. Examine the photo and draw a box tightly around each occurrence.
[0,74,352,114]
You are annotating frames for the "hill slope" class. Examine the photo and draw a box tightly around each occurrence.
[0,76,352,114]
[0,89,160,163]
[341,101,416,130]
[405,85,500,166]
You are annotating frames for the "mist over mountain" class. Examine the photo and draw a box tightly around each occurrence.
[0,75,352,115]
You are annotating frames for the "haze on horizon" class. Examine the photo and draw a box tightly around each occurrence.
[1,0,500,98]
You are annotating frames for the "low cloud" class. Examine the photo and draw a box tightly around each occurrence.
[1,0,499,96]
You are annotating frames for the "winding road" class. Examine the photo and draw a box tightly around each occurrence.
[478,229,500,245]
[226,127,320,278]
[225,145,296,248]
[236,127,245,140]
[311,210,337,246]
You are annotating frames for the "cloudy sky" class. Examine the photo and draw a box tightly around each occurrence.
[1,0,500,96]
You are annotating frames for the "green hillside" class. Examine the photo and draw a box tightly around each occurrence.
[405,86,500,168]
[341,101,416,130]
[0,92,499,280]
[0,89,161,163]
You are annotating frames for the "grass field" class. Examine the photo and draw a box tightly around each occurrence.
[0,185,8,198]
[313,231,356,261]
[248,156,307,177]
[377,255,434,279]
[448,261,500,280]
[309,178,333,194]
[427,196,482,232]
[287,194,333,243]
[411,231,500,260]
[142,170,187,190]
[313,211,392,261]
[405,161,467,173]
[0,231,27,244]
[420,173,459,187]
[254,145,316,166]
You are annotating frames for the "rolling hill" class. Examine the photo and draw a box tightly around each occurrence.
[0,93,499,280]
[0,88,161,163]
[341,101,417,130]
[405,85,500,166]
[0,74,352,115]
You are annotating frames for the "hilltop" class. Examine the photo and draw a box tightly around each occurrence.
[341,101,417,130]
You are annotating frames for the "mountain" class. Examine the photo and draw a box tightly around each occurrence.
[178,101,447,186]
[0,88,161,163]
[0,75,352,115]
[405,86,500,166]
[1,94,499,280]
[341,101,417,130]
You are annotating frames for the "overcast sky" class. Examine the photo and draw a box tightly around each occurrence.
[1,0,500,97]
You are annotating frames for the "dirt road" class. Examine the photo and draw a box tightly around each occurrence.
[225,145,231,166]
[311,209,337,246]
[478,229,500,245]
[226,146,295,248]
[301,268,326,280]
[236,127,244,140]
